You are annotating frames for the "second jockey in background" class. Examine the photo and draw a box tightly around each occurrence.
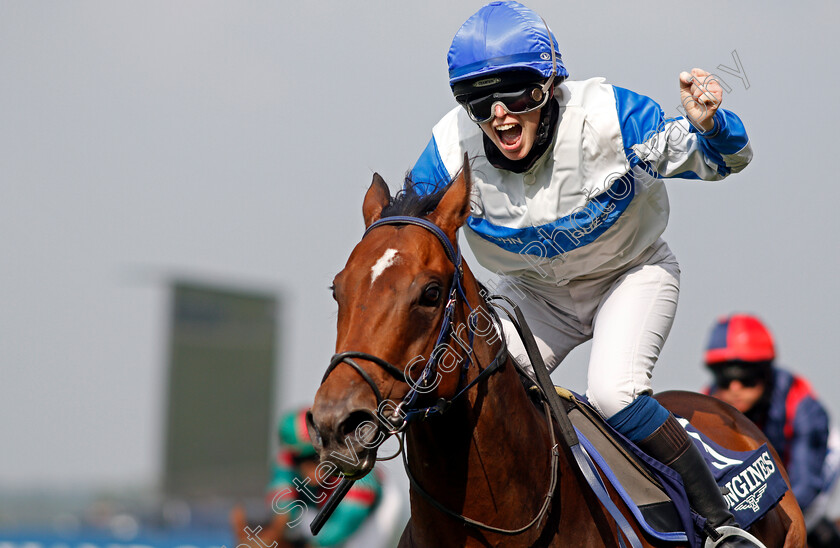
[704,315,840,548]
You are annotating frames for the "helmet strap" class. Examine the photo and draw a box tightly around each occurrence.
[538,16,558,96]
[535,87,556,147]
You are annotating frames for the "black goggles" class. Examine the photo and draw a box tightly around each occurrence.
[711,367,765,389]
[457,83,551,124]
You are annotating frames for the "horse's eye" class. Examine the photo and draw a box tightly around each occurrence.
[420,284,443,307]
[329,283,337,301]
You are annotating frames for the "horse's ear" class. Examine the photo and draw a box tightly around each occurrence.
[363,173,391,228]
[428,153,473,241]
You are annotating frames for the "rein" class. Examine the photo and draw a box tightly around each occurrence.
[313,215,643,546]
[321,215,501,428]
[492,294,644,548]
[402,400,560,535]
[314,215,559,536]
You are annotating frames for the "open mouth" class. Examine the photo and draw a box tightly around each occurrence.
[495,122,522,149]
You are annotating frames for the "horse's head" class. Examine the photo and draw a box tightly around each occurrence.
[308,155,478,478]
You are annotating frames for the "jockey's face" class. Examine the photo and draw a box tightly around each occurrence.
[479,105,542,162]
[714,380,765,414]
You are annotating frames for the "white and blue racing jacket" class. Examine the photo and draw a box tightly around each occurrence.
[411,77,752,285]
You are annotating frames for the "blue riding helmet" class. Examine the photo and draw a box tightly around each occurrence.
[447,1,569,90]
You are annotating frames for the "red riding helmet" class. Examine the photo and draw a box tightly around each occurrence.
[704,314,776,365]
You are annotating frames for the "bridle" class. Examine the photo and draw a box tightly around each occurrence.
[317,214,559,536]
[320,215,507,431]
[313,213,645,545]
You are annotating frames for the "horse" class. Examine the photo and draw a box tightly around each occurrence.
[307,156,806,547]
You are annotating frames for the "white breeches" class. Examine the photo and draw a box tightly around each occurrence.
[496,238,681,419]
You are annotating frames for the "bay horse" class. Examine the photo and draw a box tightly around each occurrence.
[307,157,806,547]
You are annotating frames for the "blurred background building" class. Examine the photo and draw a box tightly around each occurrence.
[0,279,281,546]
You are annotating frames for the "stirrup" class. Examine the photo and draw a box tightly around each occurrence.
[703,525,766,548]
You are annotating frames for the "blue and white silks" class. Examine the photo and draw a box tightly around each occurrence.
[411,78,752,286]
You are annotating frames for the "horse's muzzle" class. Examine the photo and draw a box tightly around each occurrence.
[306,405,381,478]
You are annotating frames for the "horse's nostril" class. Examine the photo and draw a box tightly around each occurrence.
[339,410,378,443]
[305,410,323,449]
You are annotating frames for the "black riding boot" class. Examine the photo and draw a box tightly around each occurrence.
[637,415,764,548]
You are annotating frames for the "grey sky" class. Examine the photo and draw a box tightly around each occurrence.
[1,0,838,510]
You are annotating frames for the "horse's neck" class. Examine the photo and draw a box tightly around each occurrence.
[410,274,553,484]
[400,272,569,544]
[406,351,553,514]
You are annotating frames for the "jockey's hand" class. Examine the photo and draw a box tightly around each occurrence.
[679,68,723,133]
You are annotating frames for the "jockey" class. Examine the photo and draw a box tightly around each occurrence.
[263,408,383,547]
[409,2,756,546]
[704,315,840,548]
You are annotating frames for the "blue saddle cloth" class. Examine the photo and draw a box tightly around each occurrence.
[568,397,788,547]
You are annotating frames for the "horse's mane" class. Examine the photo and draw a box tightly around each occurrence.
[380,175,454,220]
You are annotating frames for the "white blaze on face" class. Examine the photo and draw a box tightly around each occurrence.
[370,248,399,286]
